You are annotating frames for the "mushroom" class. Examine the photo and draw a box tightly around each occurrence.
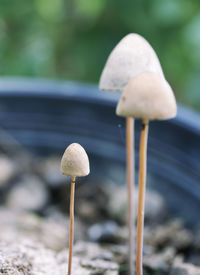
[99,33,164,91]
[116,72,177,275]
[61,143,90,275]
[99,33,164,275]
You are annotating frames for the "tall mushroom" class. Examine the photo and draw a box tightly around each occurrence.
[61,143,90,275]
[116,72,177,275]
[99,33,164,275]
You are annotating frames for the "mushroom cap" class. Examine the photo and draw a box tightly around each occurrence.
[61,143,90,177]
[99,33,164,92]
[116,72,177,120]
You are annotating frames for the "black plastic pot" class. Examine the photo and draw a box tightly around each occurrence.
[0,78,199,225]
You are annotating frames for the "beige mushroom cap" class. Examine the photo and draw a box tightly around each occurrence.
[99,33,164,92]
[116,72,177,120]
[61,143,90,177]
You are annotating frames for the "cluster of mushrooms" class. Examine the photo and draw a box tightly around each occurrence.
[60,33,177,275]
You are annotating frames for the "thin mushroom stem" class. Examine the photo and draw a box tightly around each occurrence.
[126,117,135,275]
[68,176,76,275]
[136,119,149,275]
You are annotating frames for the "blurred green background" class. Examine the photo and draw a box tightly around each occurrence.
[0,0,199,110]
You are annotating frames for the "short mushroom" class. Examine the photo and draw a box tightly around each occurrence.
[99,33,164,275]
[61,143,90,275]
[116,71,177,275]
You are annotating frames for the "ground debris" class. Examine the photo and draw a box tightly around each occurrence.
[0,240,119,275]
[170,257,200,275]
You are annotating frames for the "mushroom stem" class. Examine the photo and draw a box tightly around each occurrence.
[136,119,149,275]
[126,117,135,275]
[68,176,76,275]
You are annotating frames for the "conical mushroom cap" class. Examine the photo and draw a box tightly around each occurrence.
[116,72,177,120]
[61,143,90,177]
[99,33,164,91]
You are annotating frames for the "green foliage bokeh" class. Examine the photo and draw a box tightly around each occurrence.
[0,0,199,110]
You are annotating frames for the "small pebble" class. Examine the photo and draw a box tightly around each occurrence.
[88,221,119,242]
[6,175,49,211]
[0,156,15,187]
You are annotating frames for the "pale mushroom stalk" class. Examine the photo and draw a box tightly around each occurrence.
[68,176,76,275]
[136,119,149,275]
[126,116,135,275]
[61,143,90,275]
[100,34,164,275]
[116,72,177,275]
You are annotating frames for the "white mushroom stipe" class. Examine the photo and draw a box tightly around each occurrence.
[61,143,90,177]
[116,72,177,120]
[99,33,164,91]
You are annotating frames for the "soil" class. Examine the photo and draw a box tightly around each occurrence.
[0,147,199,274]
